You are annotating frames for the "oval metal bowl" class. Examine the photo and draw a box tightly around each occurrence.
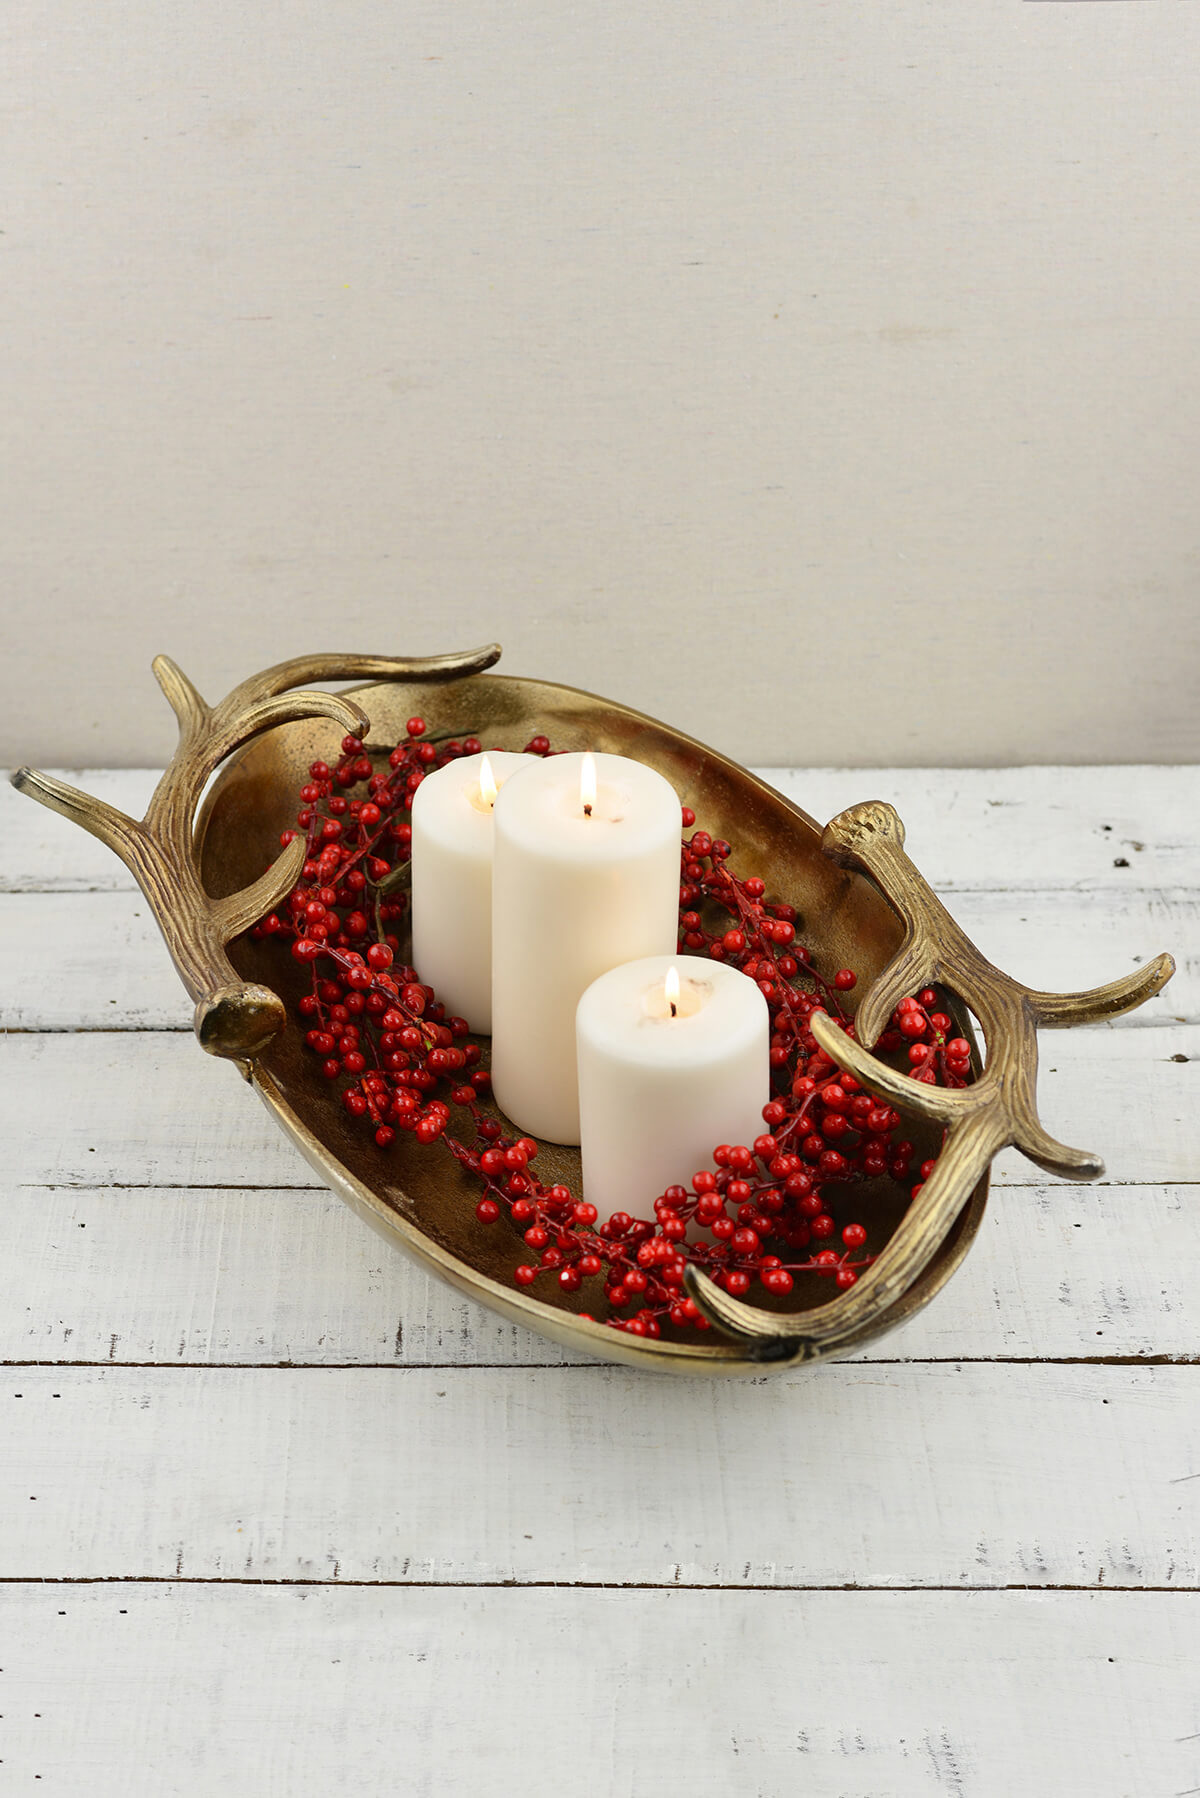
[11,648,1175,1375]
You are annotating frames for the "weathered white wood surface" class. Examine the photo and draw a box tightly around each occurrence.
[4,1182,1197,1367]
[3,1587,1195,1798]
[3,764,1197,893]
[3,1361,1199,1586]
[1,766,1197,1797]
[3,883,1194,1031]
[2,1025,1194,1191]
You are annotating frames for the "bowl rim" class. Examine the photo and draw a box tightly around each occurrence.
[196,667,990,1375]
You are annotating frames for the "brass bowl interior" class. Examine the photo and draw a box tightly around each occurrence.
[196,671,987,1373]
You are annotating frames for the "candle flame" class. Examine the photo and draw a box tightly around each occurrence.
[665,965,680,1018]
[479,754,498,809]
[580,751,597,818]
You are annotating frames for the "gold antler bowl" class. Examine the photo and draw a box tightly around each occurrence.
[12,653,1175,1374]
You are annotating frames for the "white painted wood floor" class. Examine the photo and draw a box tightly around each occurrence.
[1,765,1197,1798]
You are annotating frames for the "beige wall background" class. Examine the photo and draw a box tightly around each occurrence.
[3,1,1198,771]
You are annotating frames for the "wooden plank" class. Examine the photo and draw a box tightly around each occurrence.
[766,764,1200,893]
[1,1027,1194,1192]
[4,764,1198,893]
[0,891,190,1031]
[3,881,1194,1032]
[3,1182,1199,1368]
[2,1585,1194,1798]
[2,1363,1198,1587]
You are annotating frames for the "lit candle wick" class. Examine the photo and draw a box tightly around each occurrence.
[665,965,680,1018]
[580,751,597,818]
[479,754,498,809]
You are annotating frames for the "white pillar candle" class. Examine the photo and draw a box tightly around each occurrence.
[576,956,770,1219]
[491,751,681,1143]
[410,751,533,1031]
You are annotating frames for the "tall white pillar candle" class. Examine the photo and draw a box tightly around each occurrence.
[410,751,533,1031]
[491,751,681,1143]
[576,956,770,1218]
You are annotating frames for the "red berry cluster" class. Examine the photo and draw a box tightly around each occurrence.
[250,725,969,1338]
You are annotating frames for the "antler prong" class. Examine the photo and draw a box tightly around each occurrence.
[809,1011,966,1124]
[686,1110,1005,1359]
[152,655,208,737]
[13,645,505,1061]
[9,767,145,866]
[1014,1119,1104,1182]
[231,644,502,708]
[207,689,373,766]
[691,798,1176,1364]
[1031,953,1176,1027]
[852,948,927,1050]
[213,835,308,942]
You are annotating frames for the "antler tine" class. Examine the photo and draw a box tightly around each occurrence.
[688,799,1175,1364]
[1032,953,1176,1027]
[821,801,962,1048]
[9,767,145,868]
[159,648,505,1057]
[226,644,503,709]
[213,835,309,943]
[686,1110,1005,1359]
[188,689,375,803]
[851,940,931,1052]
[1016,1117,1104,1181]
[809,1012,965,1124]
[146,645,505,825]
[12,646,505,1065]
[152,656,208,738]
[174,646,504,818]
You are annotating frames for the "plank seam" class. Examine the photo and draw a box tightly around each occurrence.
[2,1355,1198,1370]
[0,1576,1194,1594]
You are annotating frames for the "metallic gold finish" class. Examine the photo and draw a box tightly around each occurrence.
[11,646,501,1058]
[10,652,1175,1374]
[684,800,1175,1362]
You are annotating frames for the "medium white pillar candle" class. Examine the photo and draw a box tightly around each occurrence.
[576,956,770,1218]
[579,956,770,1222]
[410,751,533,1031]
[491,751,681,1143]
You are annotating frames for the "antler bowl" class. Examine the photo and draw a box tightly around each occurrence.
[13,651,1174,1375]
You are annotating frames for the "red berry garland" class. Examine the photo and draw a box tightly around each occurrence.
[249,725,971,1337]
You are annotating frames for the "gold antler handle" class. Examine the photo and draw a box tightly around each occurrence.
[11,645,501,1062]
[685,800,1176,1362]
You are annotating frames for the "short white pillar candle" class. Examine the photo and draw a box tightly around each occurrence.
[410,751,533,1031]
[576,956,770,1219]
[491,752,681,1144]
